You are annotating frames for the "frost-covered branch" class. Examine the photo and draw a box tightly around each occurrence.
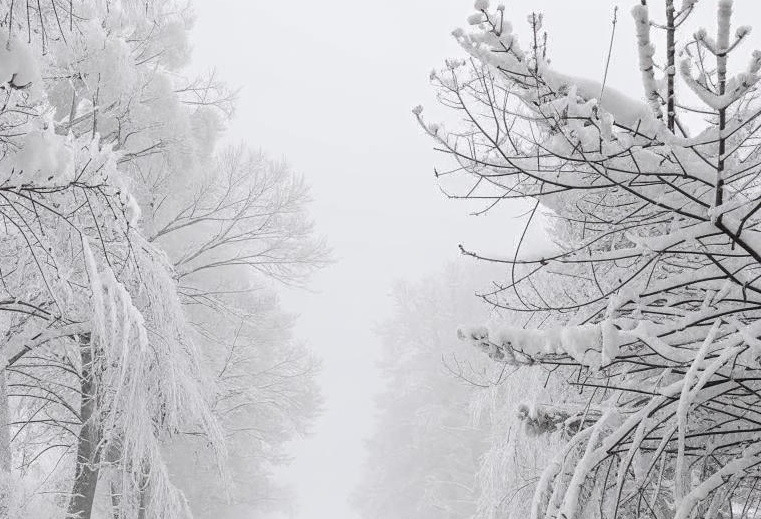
[421,1,761,517]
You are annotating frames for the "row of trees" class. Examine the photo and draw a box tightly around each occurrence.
[0,1,326,518]
[358,1,761,518]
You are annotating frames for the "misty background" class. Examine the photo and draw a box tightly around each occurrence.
[188,0,761,517]
[189,1,630,517]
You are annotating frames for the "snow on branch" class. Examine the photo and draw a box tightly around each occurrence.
[458,321,623,370]
[422,1,761,517]
[631,4,664,121]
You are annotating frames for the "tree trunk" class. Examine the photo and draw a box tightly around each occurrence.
[715,1,728,216]
[0,361,11,517]
[110,479,123,519]
[107,441,125,519]
[68,334,102,519]
[137,463,150,519]
[665,0,676,132]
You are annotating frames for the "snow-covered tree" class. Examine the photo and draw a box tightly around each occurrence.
[352,266,495,519]
[126,137,325,518]
[152,147,326,518]
[420,1,761,517]
[0,1,327,518]
[0,2,227,516]
[353,265,569,519]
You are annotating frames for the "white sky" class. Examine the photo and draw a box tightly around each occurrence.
[189,1,761,517]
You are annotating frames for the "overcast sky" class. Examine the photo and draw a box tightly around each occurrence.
[189,1,761,517]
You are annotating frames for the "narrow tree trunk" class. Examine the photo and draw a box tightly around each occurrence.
[0,361,11,517]
[110,480,123,519]
[68,334,102,519]
[665,0,676,132]
[715,3,729,217]
[137,462,150,519]
[107,440,125,519]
